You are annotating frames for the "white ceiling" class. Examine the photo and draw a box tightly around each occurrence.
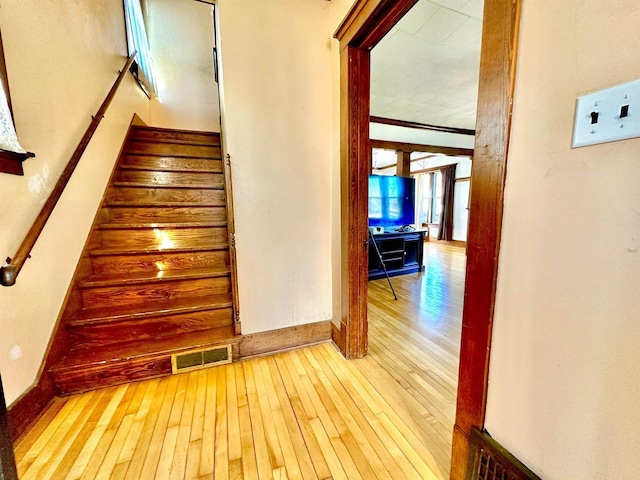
[370,0,484,130]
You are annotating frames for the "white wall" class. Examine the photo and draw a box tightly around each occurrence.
[485,1,640,479]
[370,122,475,148]
[0,0,150,405]
[146,0,220,132]
[217,0,343,334]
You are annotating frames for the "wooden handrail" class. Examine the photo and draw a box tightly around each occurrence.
[0,52,137,286]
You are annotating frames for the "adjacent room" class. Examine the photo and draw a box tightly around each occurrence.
[365,0,482,474]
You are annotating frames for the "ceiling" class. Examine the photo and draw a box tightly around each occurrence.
[370,0,484,131]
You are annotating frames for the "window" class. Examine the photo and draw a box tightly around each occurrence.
[418,171,443,225]
[0,29,33,175]
[123,0,157,97]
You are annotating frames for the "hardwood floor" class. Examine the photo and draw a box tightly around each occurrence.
[367,242,466,477]
[14,243,465,479]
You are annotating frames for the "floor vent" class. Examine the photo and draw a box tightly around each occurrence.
[468,428,540,480]
[171,345,232,374]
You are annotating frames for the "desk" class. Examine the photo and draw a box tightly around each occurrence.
[368,230,426,280]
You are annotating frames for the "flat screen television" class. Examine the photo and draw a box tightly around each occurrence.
[368,174,416,229]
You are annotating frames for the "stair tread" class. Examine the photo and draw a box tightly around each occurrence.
[119,164,223,173]
[51,326,237,372]
[113,182,223,190]
[80,266,230,288]
[90,243,228,256]
[131,125,221,142]
[106,201,224,207]
[98,221,227,229]
[67,294,233,326]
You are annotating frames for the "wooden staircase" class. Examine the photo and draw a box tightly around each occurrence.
[48,125,239,395]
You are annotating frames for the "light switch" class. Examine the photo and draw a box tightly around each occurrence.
[572,79,640,148]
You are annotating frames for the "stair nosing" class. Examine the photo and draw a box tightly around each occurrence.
[119,165,223,174]
[104,201,225,207]
[89,245,229,256]
[127,138,222,148]
[98,221,228,229]
[79,268,231,288]
[112,182,224,190]
[66,296,234,328]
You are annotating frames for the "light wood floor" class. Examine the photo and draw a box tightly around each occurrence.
[14,243,466,479]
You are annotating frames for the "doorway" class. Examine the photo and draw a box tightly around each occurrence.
[334,0,522,477]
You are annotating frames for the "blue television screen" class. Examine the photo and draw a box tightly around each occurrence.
[368,175,416,228]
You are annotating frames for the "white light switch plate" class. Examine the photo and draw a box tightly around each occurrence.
[572,79,640,148]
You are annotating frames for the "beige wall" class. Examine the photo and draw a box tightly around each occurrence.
[146,0,220,132]
[485,1,640,478]
[217,0,351,334]
[0,0,150,404]
[327,0,355,327]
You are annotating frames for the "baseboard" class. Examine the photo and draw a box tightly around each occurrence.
[7,375,55,443]
[331,321,344,353]
[9,319,334,442]
[428,239,467,248]
[238,320,333,359]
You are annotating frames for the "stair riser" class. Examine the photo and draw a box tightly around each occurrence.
[51,356,173,395]
[117,170,224,188]
[90,251,230,276]
[68,308,234,349]
[121,156,224,173]
[90,227,228,251]
[126,141,221,158]
[100,206,227,224]
[49,126,237,397]
[130,128,221,145]
[50,339,240,395]
[105,187,226,206]
[80,277,231,308]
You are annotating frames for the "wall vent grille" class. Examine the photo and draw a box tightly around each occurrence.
[468,428,540,480]
[171,345,232,374]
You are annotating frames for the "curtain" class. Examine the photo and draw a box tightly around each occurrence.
[124,0,158,97]
[437,164,456,241]
[414,173,425,228]
[0,81,26,154]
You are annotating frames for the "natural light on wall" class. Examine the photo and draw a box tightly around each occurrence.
[124,0,158,97]
[0,83,27,154]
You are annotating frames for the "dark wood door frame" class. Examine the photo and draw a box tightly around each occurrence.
[334,0,522,478]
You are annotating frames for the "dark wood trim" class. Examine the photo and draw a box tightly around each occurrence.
[0,375,19,479]
[331,322,343,352]
[451,0,522,478]
[336,0,522,478]
[237,321,333,359]
[371,115,476,136]
[335,0,418,360]
[396,150,411,177]
[213,7,241,336]
[338,44,370,359]
[0,53,137,286]
[334,0,417,51]
[371,139,474,157]
[6,375,55,443]
[456,176,471,182]
[222,154,241,335]
[0,150,34,176]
